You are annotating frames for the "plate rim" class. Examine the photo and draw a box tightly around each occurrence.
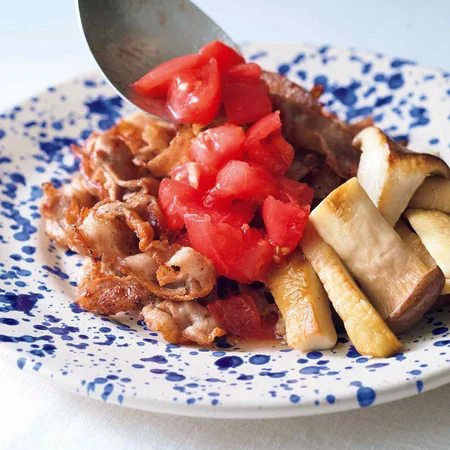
[1,41,450,419]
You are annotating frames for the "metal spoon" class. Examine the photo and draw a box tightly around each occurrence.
[77,0,236,120]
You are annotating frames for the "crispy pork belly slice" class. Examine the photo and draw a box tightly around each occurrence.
[141,300,226,345]
[404,209,450,295]
[41,176,96,249]
[261,71,361,179]
[268,249,337,351]
[109,112,177,154]
[354,127,450,226]
[76,200,154,262]
[309,178,444,333]
[300,223,401,357]
[302,161,344,201]
[120,245,216,301]
[76,259,152,314]
[409,177,450,213]
[77,275,151,315]
[145,125,196,178]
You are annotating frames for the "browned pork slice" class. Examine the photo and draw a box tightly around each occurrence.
[40,175,96,249]
[261,71,361,179]
[75,200,155,261]
[141,300,226,345]
[144,125,198,178]
[72,133,158,201]
[120,245,217,301]
[76,259,152,314]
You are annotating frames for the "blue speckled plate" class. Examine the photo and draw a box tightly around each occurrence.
[1,43,450,418]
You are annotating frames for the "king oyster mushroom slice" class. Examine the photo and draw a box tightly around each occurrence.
[395,219,448,297]
[354,127,450,226]
[309,178,445,333]
[404,209,450,295]
[300,222,401,357]
[268,249,337,351]
[408,177,450,213]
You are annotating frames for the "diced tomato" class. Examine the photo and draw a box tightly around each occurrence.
[199,40,245,73]
[262,195,310,254]
[222,78,273,125]
[158,179,202,230]
[227,63,261,81]
[207,295,275,339]
[185,215,273,283]
[245,111,282,147]
[190,124,245,168]
[245,111,294,175]
[168,58,221,125]
[276,177,314,206]
[160,176,254,229]
[204,200,255,227]
[238,226,274,283]
[130,54,207,97]
[208,160,277,203]
[171,162,218,191]
[185,214,242,276]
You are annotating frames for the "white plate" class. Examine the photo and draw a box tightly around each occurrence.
[0,42,449,418]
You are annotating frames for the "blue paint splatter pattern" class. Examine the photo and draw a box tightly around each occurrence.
[0,43,450,418]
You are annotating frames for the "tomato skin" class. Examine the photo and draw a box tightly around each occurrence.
[262,195,310,253]
[158,179,202,230]
[171,162,218,191]
[245,111,294,175]
[207,295,275,339]
[227,63,261,81]
[185,215,273,283]
[190,124,245,168]
[199,40,245,73]
[185,214,242,276]
[208,160,277,204]
[245,111,282,147]
[238,226,274,283]
[276,177,314,206]
[130,54,208,97]
[223,78,273,125]
[168,58,221,125]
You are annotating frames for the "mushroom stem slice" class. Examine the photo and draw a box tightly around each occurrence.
[395,219,448,297]
[404,208,450,279]
[300,223,401,357]
[354,127,450,226]
[310,178,444,333]
[409,177,450,213]
[268,249,337,351]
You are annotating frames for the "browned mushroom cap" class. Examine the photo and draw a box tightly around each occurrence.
[354,127,450,226]
[309,178,444,333]
[403,209,450,295]
[408,177,450,213]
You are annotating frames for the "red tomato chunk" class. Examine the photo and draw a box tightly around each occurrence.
[190,124,245,168]
[199,40,245,73]
[245,111,294,175]
[185,215,273,283]
[208,160,277,203]
[130,54,207,97]
[263,195,310,254]
[168,58,221,125]
[208,295,276,339]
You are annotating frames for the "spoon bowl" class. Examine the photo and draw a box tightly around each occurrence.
[77,0,236,119]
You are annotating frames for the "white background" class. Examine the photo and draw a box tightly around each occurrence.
[1,1,450,449]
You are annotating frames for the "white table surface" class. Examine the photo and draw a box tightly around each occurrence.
[1,1,450,449]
